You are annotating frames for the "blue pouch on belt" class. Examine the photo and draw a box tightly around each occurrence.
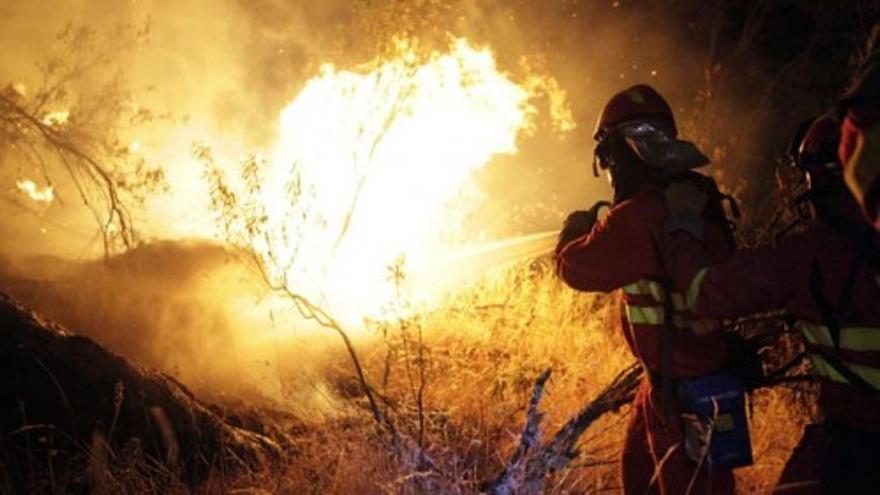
[678,374,753,470]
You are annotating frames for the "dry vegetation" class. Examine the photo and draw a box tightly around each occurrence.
[1,241,816,494]
[191,255,814,494]
[0,23,166,255]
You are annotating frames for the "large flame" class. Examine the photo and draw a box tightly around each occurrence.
[254,38,553,324]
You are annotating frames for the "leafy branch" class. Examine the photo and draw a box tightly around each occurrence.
[0,23,166,254]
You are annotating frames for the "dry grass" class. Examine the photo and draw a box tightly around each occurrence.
[195,256,814,494]
[6,241,815,495]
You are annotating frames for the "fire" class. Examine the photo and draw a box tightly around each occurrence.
[41,110,69,127]
[250,38,562,325]
[16,179,54,203]
[129,141,143,154]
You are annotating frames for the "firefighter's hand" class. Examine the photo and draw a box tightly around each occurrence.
[556,201,610,255]
[663,180,708,241]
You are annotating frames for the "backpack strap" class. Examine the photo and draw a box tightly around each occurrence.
[653,173,739,414]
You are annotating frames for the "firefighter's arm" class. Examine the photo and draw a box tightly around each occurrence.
[556,199,655,293]
[554,201,610,257]
[665,232,787,319]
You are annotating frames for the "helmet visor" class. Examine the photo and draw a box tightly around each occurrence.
[618,120,709,173]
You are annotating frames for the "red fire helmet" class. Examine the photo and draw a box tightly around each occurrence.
[593,84,676,142]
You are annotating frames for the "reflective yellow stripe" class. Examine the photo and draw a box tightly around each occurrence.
[627,305,665,325]
[798,321,880,352]
[623,280,664,301]
[800,323,828,346]
[649,282,664,302]
[686,267,709,309]
[622,278,719,333]
[623,280,686,308]
[846,328,880,350]
[622,282,642,295]
[623,280,666,326]
[809,353,880,388]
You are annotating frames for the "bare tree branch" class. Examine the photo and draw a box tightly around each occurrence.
[486,363,643,495]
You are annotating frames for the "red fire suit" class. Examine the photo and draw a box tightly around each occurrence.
[557,183,735,495]
[665,220,880,493]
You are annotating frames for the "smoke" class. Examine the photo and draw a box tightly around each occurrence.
[0,240,349,414]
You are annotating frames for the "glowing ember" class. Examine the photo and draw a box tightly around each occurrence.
[253,38,554,324]
[41,110,69,127]
[16,179,54,203]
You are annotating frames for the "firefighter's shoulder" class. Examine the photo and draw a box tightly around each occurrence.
[605,184,667,230]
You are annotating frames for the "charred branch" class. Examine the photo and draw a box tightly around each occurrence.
[485,363,643,495]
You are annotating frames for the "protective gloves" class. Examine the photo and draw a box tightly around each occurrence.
[555,200,610,256]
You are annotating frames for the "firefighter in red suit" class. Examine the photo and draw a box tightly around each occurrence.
[663,113,880,493]
[556,84,736,495]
